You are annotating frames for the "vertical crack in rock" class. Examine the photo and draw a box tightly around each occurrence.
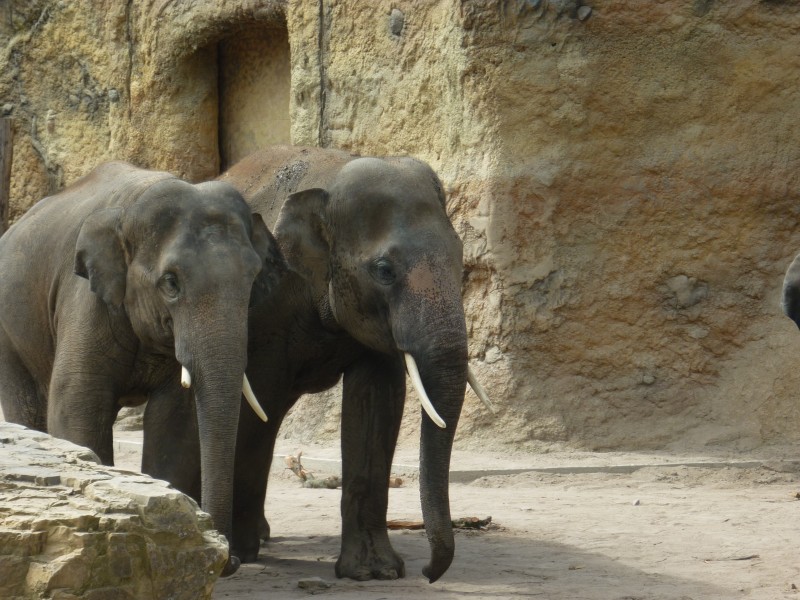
[124,0,134,118]
[317,0,329,148]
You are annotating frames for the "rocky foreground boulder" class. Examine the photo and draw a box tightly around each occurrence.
[0,422,227,599]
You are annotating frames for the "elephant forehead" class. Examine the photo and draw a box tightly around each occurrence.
[130,205,248,249]
[156,237,260,283]
[190,210,250,239]
[334,195,442,240]
[169,224,252,258]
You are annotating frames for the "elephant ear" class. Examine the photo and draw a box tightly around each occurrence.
[274,188,331,299]
[74,207,127,308]
[249,212,288,308]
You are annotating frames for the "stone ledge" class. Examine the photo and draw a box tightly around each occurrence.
[0,422,227,600]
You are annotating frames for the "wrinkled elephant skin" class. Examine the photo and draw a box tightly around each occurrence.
[0,161,285,577]
[214,146,471,582]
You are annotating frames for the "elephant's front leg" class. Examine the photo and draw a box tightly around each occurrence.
[336,353,406,581]
[47,350,120,465]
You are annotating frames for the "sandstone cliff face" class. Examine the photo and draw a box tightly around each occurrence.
[1,0,799,452]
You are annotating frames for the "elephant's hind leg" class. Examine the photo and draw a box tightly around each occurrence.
[336,353,406,581]
[142,383,202,501]
[231,402,289,563]
[0,330,46,431]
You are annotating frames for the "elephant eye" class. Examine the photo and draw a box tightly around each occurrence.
[369,258,396,286]
[159,272,181,299]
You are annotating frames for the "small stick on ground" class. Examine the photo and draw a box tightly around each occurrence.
[284,451,311,482]
[285,451,342,488]
[285,451,402,490]
[303,475,342,489]
[387,516,493,530]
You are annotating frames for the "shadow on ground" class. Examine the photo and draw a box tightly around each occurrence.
[216,529,729,600]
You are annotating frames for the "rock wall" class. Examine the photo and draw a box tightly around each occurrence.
[0,422,227,599]
[219,22,292,169]
[1,0,799,453]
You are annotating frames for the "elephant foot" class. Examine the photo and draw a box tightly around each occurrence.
[231,541,260,564]
[220,555,241,577]
[232,515,270,563]
[335,537,405,581]
[231,531,262,563]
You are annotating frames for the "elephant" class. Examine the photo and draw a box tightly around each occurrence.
[0,161,285,576]
[782,253,800,327]
[145,145,493,583]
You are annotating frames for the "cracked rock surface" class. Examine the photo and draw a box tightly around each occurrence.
[0,422,227,600]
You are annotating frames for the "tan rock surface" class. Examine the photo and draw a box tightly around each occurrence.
[0,422,227,599]
[1,0,799,454]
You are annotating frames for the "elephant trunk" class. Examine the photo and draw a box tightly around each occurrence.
[177,314,249,577]
[399,312,468,583]
[417,347,467,583]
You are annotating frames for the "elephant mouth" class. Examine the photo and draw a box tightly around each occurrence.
[403,352,495,429]
[179,363,268,422]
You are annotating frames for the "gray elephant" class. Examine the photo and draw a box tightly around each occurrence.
[783,253,800,327]
[0,161,284,576]
[145,146,493,582]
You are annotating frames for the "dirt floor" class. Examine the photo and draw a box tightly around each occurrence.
[110,432,800,600]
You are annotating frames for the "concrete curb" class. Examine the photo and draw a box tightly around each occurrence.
[114,438,800,485]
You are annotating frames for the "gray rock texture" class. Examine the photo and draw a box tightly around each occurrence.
[0,422,227,600]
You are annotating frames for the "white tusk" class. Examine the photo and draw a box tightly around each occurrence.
[404,353,446,429]
[243,374,268,423]
[467,366,496,414]
[180,366,191,389]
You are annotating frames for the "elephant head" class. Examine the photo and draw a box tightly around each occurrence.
[275,157,492,582]
[74,176,281,575]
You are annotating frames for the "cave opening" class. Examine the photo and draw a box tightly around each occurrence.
[216,21,291,172]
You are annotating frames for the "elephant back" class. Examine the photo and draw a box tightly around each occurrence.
[0,163,171,276]
[219,145,356,229]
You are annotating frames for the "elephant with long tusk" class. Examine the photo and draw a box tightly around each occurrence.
[0,162,286,577]
[146,145,495,584]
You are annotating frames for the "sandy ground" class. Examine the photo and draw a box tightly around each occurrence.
[108,431,800,600]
